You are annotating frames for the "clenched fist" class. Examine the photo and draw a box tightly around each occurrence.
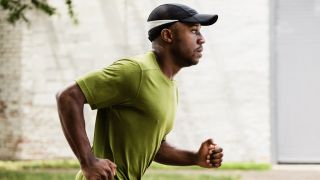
[196,139,223,168]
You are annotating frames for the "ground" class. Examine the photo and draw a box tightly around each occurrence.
[1,161,320,180]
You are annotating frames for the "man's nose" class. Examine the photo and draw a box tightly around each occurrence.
[198,34,205,44]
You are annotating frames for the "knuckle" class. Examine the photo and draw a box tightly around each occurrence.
[101,172,107,178]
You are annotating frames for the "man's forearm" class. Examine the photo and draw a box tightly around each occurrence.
[56,85,94,167]
[154,141,198,166]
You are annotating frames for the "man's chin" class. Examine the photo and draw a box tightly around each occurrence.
[185,59,200,67]
[192,60,200,65]
[192,57,201,65]
[180,57,201,67]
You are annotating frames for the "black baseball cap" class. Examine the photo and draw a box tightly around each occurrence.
[147,3,218,41]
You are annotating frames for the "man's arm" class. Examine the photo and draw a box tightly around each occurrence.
[154,139,223,168]
[56,83,116,179]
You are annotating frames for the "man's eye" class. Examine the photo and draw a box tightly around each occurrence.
[191,30,197,34]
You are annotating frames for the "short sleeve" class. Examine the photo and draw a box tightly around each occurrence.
[76,59,141,109]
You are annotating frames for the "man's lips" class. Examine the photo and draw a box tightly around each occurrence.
[195,46,203,52]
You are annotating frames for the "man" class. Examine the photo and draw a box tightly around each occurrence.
[56,3,223,180]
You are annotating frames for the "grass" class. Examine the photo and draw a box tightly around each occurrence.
[0,170,76,180]
[0,160,269,179]
[0,159,271,171]
[0,170,240,180]
[0,159,79,171]
[143,174,239,180]
[149,162,271,171]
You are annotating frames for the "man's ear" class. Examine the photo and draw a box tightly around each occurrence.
[160,29,173,43]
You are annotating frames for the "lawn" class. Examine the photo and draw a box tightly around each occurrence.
[0,170,76,180]
[0,160,270,180]
[0,170,239,180]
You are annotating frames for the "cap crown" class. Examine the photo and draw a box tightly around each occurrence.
[147,4,198,21]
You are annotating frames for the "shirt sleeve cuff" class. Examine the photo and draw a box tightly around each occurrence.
[75,78,97,110]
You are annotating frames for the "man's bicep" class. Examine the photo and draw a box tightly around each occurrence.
[64,83,87,104]
[73,83,88,104]
[56,82,87,111]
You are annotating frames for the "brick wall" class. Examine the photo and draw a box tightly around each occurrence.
[0,11,23,160]
[0,0,271,162]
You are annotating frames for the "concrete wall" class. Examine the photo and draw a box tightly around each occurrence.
[0,0,270,162]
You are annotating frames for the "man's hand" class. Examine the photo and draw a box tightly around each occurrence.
[82,158,117,180]
[196,139,223,168]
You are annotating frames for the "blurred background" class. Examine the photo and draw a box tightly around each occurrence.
[0,0,320,175]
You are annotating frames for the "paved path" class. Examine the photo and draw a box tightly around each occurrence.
[147,165,320,180]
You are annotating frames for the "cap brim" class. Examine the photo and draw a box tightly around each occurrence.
[180,14,218,26]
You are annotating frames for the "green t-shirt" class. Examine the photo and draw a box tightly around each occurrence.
[75,51,178,180]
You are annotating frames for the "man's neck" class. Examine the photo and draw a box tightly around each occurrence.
[152,48,181,80]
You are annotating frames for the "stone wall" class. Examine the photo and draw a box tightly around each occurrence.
[0,0,271,162]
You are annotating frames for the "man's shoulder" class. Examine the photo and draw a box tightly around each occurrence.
[123,51,159,71]
[108,51,159,79]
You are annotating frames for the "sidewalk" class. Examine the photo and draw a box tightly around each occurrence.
[234,165,320,180]
[232,165,319,180]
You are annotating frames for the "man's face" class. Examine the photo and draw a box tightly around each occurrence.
[170,22,206,67]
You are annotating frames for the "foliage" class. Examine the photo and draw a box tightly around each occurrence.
[0,0,77,24]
